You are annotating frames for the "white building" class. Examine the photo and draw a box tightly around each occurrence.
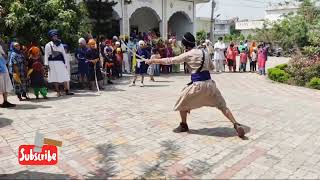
[79,0,210,40]
[235,20,264,37]
[195,17,231,40]
[265,2,300,22]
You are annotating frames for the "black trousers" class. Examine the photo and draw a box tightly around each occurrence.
[250,61,257,71]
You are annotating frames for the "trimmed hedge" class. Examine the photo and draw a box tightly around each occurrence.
[307,77,320,90]
[268,67,290,83]
[275,64,288,70]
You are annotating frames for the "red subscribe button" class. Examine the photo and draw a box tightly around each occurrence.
[18,145,58,165]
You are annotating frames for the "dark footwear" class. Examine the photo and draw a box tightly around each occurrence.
[173,123,189,133]
[43,96,48,99]
[36,96,40,100]
[17,94,23,101]
[107,80,113,84]
[1,101,16,108]
[65,90,74,95]
[22,92,30,100]
[234,123,245,138]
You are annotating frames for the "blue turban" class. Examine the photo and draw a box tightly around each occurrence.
[48,29,59,37]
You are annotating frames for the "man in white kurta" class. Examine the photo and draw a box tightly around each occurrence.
[213,37,226,73]
[44,29,73,96]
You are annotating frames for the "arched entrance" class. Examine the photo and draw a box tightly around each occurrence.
[129,7,161,37]
[168,12,193,41]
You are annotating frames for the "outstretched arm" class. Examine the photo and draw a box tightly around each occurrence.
[147,51,190,65]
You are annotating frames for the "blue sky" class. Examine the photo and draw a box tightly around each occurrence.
[196,0,285,20]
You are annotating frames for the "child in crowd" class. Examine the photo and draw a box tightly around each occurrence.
[28,47,48,99]
[239,48,248,72]
[251,47,258,72]
[103,47,114,84]
[148,48,161,82]
[115,47,123,78]
[129,40,150,87]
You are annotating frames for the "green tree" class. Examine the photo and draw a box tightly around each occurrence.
[0,0,92,49]
[84,0,118,38]
[196,30,207,43]
[255,0,320,54]
[247,34,253,41]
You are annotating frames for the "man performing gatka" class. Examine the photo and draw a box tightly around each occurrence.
[146,32,245,138]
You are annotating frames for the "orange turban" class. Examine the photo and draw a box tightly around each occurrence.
[88,39,96,46]
[29,46,40,56]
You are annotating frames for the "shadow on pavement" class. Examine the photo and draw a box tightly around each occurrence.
[138,140,181,179]
[86,143,119,179]
[101,86,126,92]
[0,170,74,179]
[143,84,170,88]
[0,118,13,128]
[154,80,174,83]
[188,125,251,139]
[11,104,52,110]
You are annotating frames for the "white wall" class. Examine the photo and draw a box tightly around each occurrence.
[265,8,298,22]
[167,0,194,23]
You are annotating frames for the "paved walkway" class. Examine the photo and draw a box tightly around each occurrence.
[1,57,320,179]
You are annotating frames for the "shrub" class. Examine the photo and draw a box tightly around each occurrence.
[275,64,288,70]
[268,68,290,83]
[307,77,320,89]
[286,55,320,86]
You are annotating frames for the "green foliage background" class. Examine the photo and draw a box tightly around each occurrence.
[255,0,320,55]
[0,0,93,50]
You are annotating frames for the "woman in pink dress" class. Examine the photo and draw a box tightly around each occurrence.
[257,43,268,75]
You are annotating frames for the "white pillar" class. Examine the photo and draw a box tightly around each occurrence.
[193,1,196,36]
[121,0,130,36]
[161,0,168,39]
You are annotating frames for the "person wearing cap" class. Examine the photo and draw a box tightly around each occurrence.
[85,39,104,90]
[27,46,48,99]
[75,38,89,88]
[129,40,150,87]
[0,42,15,107]
[44,29,74,96]
[8,42,29,101]
[147,32,246,138]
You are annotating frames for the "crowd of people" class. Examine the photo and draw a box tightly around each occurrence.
[0,28,269,108]
[205,38,269,75]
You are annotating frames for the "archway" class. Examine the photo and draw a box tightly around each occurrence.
[168,11,193,41]
[129,7,161,38]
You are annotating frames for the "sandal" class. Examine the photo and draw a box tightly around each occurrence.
[234,123,245,138]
